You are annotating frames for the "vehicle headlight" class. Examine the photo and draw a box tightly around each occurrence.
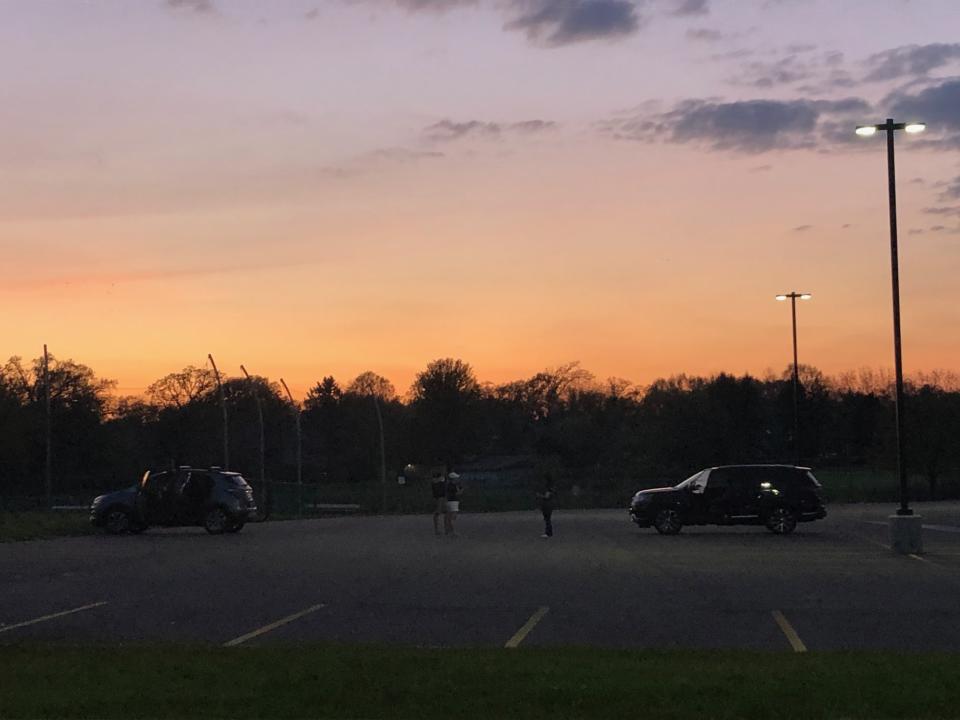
[632,493,650,505]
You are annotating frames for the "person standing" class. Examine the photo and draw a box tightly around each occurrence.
[537,475,555,538]
[430,470,446,535]
[444,471,462,536]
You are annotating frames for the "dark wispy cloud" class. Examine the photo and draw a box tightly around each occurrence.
[687,27,723,42]
[923,205,960,217]
[728,50,854,91]
[165,0,215,13]
[504,0,643,46]
[792,224,812,232]
[361,0,644,46]
[598,96,871,153]
[887,78,960,148]
[938,176,960,201]
[670,0,708,16]
[424,118,557,142]
[863,43,960,83]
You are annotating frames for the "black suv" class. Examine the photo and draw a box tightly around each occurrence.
[629,465,826,535]
[90,467,258,535]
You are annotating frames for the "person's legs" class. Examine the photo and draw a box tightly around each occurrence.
[434,498,444,534]
[542,508,553,537]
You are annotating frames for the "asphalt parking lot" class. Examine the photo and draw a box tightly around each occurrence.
[2,503,960,652]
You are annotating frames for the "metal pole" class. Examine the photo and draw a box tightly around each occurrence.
[885,119,910,516]
[791,295,800,466]
[373,395,387,514]
[240,366,266,509]
[208,354,229,470]
[43,344,51,508]
[280,378,302,518]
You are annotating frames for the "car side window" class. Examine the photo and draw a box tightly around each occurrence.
[731,468,762,493]
[706,469,729,490]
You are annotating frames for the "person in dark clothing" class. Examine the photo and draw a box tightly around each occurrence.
[430,470,446,535]
[537,475,555,538]
[444,472,462,536]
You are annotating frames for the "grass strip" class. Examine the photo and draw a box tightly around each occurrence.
[0,512,93,543]
[1,645,959,719]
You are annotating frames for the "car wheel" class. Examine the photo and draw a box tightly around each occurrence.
[766,507,797,535]
[653,508,683,535]
[226,521,245,534]
[104,507,131,535]
[204,507,229,535]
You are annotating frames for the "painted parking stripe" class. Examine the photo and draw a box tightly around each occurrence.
[771,610,807,653]
[863,520,960,534]
[223,603,325,647]
[505,606,549,648]
[0,601,108,635]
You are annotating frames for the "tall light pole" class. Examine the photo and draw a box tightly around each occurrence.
[856,119,925,518]
[208,354,229,470]
[775,292,811,466]
[280,378,302,518]
[240,365,266,512]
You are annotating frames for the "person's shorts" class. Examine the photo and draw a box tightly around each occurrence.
[434,497,446,514]
[446,500,460,513]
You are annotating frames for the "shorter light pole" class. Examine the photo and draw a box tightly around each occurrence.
[775,292,811,466]
[280,378,303,518]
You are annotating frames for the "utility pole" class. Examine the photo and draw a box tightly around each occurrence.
[240,365,266,512]
[373,395,387,514]
[208,354,228,470]
[280,378,303,517]
[43,344,51,508]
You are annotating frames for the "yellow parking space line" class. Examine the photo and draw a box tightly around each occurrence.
[0,601,108,635]
[223,603,325,647]
[772,610,807,653]
[505,606,549,649]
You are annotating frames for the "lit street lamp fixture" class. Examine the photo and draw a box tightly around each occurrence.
[775,292,811,466]
[856,117,925,552]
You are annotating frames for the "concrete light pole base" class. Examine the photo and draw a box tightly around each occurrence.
[889,514,923,554]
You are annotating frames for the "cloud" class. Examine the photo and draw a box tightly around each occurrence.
[670,0,708,16]
[749,164,773,172]
[599,96,871,152]
[938,176,960,201]
[729,50,855,91]
[792,224,812,232]
[687,27,723,42]
[424,118,557,142]
[503,0,643,46]
[368,147,446,162]
[887,78,960,148]
[365,0,644,46]
[841,224,853,229]
[863,44,960,83]
[923,205,960,217]
[165,0,215,13]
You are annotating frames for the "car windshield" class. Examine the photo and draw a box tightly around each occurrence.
[222,474,251,489]
[674,471,704,490]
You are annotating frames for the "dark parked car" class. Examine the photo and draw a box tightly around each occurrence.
[629,465,826,535]
[90,467,258,535]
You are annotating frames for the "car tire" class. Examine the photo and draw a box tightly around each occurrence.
[104,507,131,535]
[653,508,683,535]
[765,507,797,535]
[226,520,245,534]
[204,507,230,535]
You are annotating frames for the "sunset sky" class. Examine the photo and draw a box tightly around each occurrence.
[2,0,959,398]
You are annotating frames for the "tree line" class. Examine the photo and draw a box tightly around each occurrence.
[1,354,959,502]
